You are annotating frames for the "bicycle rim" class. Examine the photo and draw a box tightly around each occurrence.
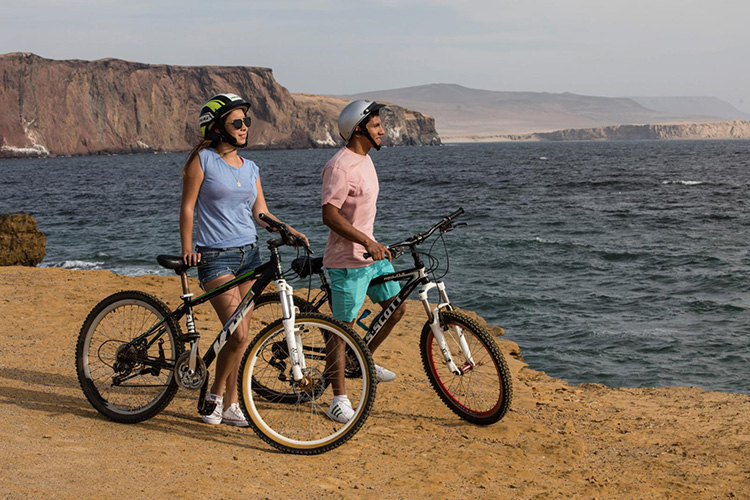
[76,291,182,423]
[420,311,512,425]
[239,313,375,454]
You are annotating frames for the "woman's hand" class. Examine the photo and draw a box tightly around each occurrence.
[183,250,202,267]
[288,227,309,247]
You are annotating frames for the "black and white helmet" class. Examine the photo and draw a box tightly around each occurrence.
[199,93,251,146]
[337,99,387,142]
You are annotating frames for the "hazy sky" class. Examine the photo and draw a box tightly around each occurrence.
[3,0,749,112]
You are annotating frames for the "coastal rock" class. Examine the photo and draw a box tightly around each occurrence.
[0,213,46,266]
[501,121,750,141]
[0,53,440,157]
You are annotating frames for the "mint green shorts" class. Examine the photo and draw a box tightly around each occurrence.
[327,260,401,322]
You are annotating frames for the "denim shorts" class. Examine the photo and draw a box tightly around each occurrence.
[327,259,401,322]
[196,243,261,287]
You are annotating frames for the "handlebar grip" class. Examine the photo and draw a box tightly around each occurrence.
[363,252,372,259]
[258,213,278,232]
[447,207,464,221]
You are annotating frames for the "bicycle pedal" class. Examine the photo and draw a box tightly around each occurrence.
[198,401,218,416]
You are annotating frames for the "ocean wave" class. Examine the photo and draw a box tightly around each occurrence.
[46,260,105,270]
[661,180,705,186]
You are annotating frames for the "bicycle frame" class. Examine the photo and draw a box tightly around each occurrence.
[366,259,470,376]
[125,239,310,412]
[302,250,471,378]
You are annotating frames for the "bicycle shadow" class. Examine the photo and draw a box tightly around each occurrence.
[0,367,271,453]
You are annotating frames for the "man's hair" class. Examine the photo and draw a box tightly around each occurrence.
[355,109,381,134]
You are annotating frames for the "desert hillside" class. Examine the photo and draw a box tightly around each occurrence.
[0,266,748,498]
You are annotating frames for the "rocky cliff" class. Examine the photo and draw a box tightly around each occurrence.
[0,53,440,157]
[0,213,46,266]
[502,121,750,142]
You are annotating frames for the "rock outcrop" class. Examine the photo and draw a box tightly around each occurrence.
[0,213,46,266]
[501,121,750,142]
[0,53,440,157]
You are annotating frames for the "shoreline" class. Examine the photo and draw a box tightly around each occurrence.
[1,266,748,498]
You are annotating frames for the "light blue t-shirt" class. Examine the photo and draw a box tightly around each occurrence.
[194,148,259,248]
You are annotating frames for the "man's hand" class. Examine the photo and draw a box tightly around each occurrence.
[364,239,391,261]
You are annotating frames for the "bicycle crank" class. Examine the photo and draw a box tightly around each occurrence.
[174,352,207,390]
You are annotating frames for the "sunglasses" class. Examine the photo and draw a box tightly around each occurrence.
[229,116,251,130]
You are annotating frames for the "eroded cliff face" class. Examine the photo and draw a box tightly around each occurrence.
[0,53,440,157]
[503,121,750,141]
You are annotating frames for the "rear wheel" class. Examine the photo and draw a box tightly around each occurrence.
[420,310,512,425]
[75,291,183,423]
[239,313,376,454]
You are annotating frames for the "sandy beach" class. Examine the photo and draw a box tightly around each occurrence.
[1,266,748,499]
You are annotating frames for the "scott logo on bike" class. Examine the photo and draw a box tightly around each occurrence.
[370,296,403,335]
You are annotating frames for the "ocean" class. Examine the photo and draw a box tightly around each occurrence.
[2,140,749,394]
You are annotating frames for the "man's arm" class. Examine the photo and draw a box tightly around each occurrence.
[322,203,390,261]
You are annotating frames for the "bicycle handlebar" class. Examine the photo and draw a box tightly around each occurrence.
[363,207,465,259]
[258,213,312,253]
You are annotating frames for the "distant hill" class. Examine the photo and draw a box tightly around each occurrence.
[340,84,740,141]
[627,96,750,121]
[502,121,750,142]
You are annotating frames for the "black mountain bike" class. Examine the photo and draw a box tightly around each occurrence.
[251,208,513,425]
[75,215,376,455]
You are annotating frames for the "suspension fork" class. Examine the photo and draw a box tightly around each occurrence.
[275,279,306,381]
[418,281,475,375]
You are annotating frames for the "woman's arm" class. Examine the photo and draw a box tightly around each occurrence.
[180,156,204,266]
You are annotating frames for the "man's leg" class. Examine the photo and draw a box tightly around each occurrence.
[325,268,368,396]
[367,295,406,353]
[365,259,406,353]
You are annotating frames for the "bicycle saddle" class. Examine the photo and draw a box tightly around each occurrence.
[291,256,324,278]
[157,254,192,275]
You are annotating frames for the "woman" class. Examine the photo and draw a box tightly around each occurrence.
[180,93,307,426]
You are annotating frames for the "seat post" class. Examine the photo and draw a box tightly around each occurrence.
[180,272,191,297]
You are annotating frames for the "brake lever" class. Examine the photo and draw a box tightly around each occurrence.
[440,222,467,233]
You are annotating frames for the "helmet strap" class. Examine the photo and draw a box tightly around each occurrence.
[216,120,248,148]
[356,123,381,151]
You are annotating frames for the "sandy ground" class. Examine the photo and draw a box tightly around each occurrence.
[1,266,748,499]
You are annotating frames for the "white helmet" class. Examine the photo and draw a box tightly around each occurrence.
[338,99,387,142]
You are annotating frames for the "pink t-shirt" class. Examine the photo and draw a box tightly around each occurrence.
[321,147,379,269]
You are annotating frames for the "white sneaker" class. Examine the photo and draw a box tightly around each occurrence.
[222,402,249,427]
[326,397,354,423]
[375,364,396,383]
[201,393,223,425]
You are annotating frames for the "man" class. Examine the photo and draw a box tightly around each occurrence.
[321,99,406,423]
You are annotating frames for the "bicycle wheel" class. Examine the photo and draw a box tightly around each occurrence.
[239,313,376,454]
[76,291,184,423]
[248,294,319,404]
[420,310,512,425]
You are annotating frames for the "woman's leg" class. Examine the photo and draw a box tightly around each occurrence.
[204,275,255,404]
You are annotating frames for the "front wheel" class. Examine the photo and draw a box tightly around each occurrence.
[420,310,512,425]
[75,291,184,423]
[239,313,376,454]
